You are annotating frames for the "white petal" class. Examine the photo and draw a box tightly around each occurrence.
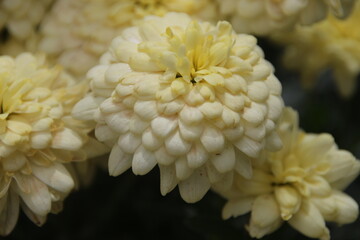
[179,105,203,125]
[198,101,223,119]
[186,142,208,168]
[154,147,176,166]
[234,149,253,179]
[267,95,284,121]
[31,131,52,149]
[234,136,262,158]
[242,103,266,125]
[134,100,158,120]
[212,171,234,192]
[31,163,74,193]
[142,128,162,151]
[104,111,132,133]
[178,120,203,141]
[0,190,19,236]
[72,94,102,121]
[210,144,236,173]
[175,157,193,180]
[165,131,191,156]
[222,197,254,219]
[129,115,150,135]
[132,146,157,175]
[200,126,225,153]
[332,190,359,224]
[159,165,178,196]
[178,168,211,203]
[2,152,26,172]
[118,132,142,154]
[265,131,283,151]
[223,125,244,141]
[52,128,83,151]
[288,201,330,240]
[151,116,178,138]
[95,124,118,142]
[21,202,47,226]
[108,144,132,176]
[100,98,126,114]
[244,123,266,141]
[247,81,270,102]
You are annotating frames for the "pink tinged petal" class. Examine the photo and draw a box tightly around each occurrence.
[2,152,26,172]
[247,194,283,239]
[100,98,126,114]
[157,99,184,115]
[187,142,208,168]
[200,126,225,153]
[118,132,141,154]
[134,100,158,120]
[222,197,254,219]
[21,202,47,226]
[165,131,191,156]
[154,147,176,166]
[108,144,132,176]
[267,95,284,121]
[198,101,223,119]
[0,190,19,236]
[129,115,150,135]
[151,116,178,138]
[175,157,193,180]
[159,165,178,196]
[51,128,83,151]
[178,120,203,141]
[132,146,157,175]
[95,124,118,142]
[234,149,253,179]
[104,110,132,133]
[210,144,236,173]
[179,106,204,125]
[234,136,263,158]
[15,176,51,216]
[274,186,301,221]
[332,190,359,224]
[223,125,244,141]
[288,201,330,240]
[31,163,74,193]
[142,128,162,151]
[178,168,211,203]
[30,132,52,149]
[71,95,102,121]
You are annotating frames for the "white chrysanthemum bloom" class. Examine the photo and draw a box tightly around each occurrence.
[272,1,360,97]
[73,12,284,203]
[219,108,360,240]
[0,53,102,236]
[0,0,53,40]
[38,0,217,78]
[216,0,355,35]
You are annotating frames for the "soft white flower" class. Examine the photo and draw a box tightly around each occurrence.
[272,0,360,97]
[37,0,217,78]
[0,53,104,235]
[216,0,355,35]
[73,12,284,203]
[0,0,53,40]
[219,107,360,239]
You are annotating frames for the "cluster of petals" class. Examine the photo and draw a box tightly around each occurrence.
[273,1,360,97]
[37,0,216,78]
[0,53,104,235]
[73,12,284,203]
[216,0,355,35]
[0,0,53,40]
[219,108,360,240]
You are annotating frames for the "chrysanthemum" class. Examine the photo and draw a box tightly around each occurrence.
[0,53,102,235]
[219,108,360,239]
[73,12,284,203]
[0,0,53,40]
[216,0,355,35]
[273,1,360,97]
[37,0,216,78]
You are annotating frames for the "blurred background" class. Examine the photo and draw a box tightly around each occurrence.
[2,38,360,240]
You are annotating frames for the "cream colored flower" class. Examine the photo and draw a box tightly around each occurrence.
[273,1,360,97]
[0,53,102,235]
[0,0,53,40]
[219,107,360,239]
[37,0,217,78]
[73,12,284,203]
[216,0,355,35]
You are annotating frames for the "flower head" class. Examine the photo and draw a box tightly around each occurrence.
[38,0,216,78]
[73,13,284,203]
[273,1,360,97]
[0,53,98,235]
[216,0,355,35]
[219,108,360,239]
